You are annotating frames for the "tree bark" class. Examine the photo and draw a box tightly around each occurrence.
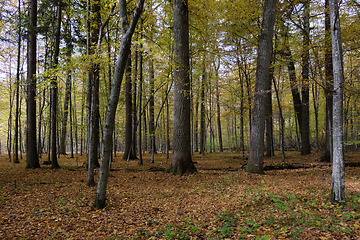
[323,0,334,162]
[246,0,277,174]
[329,0,345,204]
[51,3,62,169]
[26,0,40,169]
[168,0,197,175]
[300,0,311,155]
[94,0,145,209]
[123,52,136,160]
[149,58,156,161]
[199,57,206,155]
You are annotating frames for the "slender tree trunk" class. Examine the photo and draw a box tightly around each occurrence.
[329,0,345,204]
[51,4,62,169]
[300,0,311,155]
[215,73,223,152]
[14,0,22,163]
[246,0,277,174]
[123,52,136,160]
[26,0,40,169]
[87,0,101,186]
[59,14,73,155]
[138,39,143,165]
[168,0,197,175]
[194,99,199,152]
[323,0,333,162]
[149,58,156,160]
[199,57,206,155]
[94,0,144,209]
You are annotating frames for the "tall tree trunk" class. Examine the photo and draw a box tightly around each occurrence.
[194,99,199,152]
[323,0,333,162]
[168,0,197,175]
[94,0,144,209]
[26,0,40,169]
[138,40,143,165]
[215,67,223,152]
[149,58,156,160]
[51,3,62,169]
[300,0,311,155]
[199,57,206,155]
[329,0,345,204]
[246,0,277,174]
[87,0,101,186]
[123,52,136,160]
[59,14,73,155]
[14,0,22,163]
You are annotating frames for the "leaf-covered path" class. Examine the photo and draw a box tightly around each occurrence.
[1,152,360,239]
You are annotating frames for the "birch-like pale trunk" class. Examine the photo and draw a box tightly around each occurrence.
[329,0,345,204]
[94,0,145,209]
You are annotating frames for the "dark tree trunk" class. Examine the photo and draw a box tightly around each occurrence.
[14,0,22,163]
[215,69,223,152]
[26,0,40,169]
[123,52,136,160]
[199,57,206,155]
[59,15,73,155]
[323,0,333,162]
[51,4,62,169]
[300,0,311,155]
[138,39,143,165]
[87,0,101,186]
[246,0,277,174]
[194,99,199,152]
[149,59,156,159]
[168,0,197,175]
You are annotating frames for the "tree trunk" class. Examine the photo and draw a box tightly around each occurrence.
[300,0,311,155]
[94,0,144,209]
[87,0,101,186]
[323,0,333,162]
[215,69,223,152]
[26,0,40,169]
[123,52,136,160]
[199,57,206,155]
[138,40,143,165]
[329,0,345,204]
[51,3,62,169]
[168,0,197,175]
[14,0,22,163]
[149,58,156,160]
[59,14,73,155]
[246,0,277,174]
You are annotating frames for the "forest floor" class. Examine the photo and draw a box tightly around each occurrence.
[0,150,360,239]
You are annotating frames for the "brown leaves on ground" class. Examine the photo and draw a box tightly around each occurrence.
[0,151,360,239]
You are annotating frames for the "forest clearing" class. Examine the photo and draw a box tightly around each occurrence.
[1,151,360,239]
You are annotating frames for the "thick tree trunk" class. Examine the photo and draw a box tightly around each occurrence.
[94,0,144,209]
[215,74,223,152]
[329,0,345,204]
[26,0,40,169]
[246,0,277,174]
[168,0,197,175]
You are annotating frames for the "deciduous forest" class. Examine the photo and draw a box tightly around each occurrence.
[0,0,359,239]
